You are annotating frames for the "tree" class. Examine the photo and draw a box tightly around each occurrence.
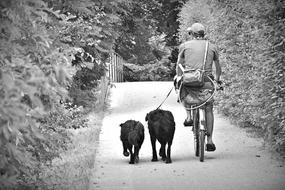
[115,0,161,65]
[114,0,184,81]
[0,0,128,188]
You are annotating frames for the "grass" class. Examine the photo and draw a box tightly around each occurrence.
[39,78,110,190]
[39,111,105,190]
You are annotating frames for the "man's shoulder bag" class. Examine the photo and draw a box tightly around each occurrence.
[180,41,209,88]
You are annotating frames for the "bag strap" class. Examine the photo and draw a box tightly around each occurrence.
[202,41,209,71]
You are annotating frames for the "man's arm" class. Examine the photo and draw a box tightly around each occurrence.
[214,59,221,81]
[213,45,221,81]
[176,49,185,76]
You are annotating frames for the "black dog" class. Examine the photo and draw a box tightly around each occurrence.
[120,120,144,164]
[145,109,175,164]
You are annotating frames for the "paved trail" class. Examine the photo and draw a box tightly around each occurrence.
[89,82,285,190]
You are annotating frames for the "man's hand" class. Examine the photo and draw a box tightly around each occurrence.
[174,75,182,90]
[216,80,223,85]
[215,80,224,91]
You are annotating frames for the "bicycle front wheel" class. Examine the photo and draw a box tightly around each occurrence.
[199,130,205,162]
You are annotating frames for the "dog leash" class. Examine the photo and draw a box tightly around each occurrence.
[156,87,174,110]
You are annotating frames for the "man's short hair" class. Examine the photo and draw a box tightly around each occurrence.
[190,31,205,38]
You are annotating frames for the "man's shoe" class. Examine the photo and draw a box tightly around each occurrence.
[184,119,193,127]
[206,143,216,152]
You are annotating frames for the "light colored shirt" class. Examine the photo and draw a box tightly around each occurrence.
[176,39,219,76]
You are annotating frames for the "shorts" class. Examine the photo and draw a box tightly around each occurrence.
[179,80,214,109]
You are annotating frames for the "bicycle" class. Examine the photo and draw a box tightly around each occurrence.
[177,76,224,162]
[192,104,207,162]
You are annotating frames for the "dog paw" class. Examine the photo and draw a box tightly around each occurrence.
[159,149,163,157]
[123,151,129,157]
[165,159,172,164]
[151,158,158,162]
[134,156,139,163]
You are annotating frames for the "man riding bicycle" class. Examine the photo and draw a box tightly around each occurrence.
[174,23,222,152]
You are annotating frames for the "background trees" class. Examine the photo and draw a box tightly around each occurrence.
[115,0,184,63]
[115,0,184,80]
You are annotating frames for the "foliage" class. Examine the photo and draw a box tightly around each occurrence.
[69,61,105,107]
[154,0,186,64]
[154,0,185,46]
[178,0,285,152]
[115,0,184,67]
[47,0,124,108]
[114,0,185,82]
[0,0,72,188]
[178,0,211,41]
[123,57,175,81]
[115,0,161,65]
[0,0,126,189]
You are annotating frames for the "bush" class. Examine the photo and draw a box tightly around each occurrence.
[0,0,124,188]
[123,57,175,81]
[178,0,285,152]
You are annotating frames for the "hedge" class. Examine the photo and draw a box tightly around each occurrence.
[178,0,285,152]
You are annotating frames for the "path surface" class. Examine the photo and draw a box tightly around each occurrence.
[89,82,285,190]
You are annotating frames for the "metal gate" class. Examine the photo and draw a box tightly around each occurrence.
[107,52,124,82]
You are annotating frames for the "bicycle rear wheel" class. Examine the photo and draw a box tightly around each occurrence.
[193,110,199,157]
[199,130,205,162]
[194,132,199,157]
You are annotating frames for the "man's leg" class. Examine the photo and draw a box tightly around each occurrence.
[186,110,191,121]
[184,109,193,126]
[205,104,216,151]
[182,101,193,126]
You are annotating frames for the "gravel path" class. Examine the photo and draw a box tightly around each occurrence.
[89,82,285,190]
